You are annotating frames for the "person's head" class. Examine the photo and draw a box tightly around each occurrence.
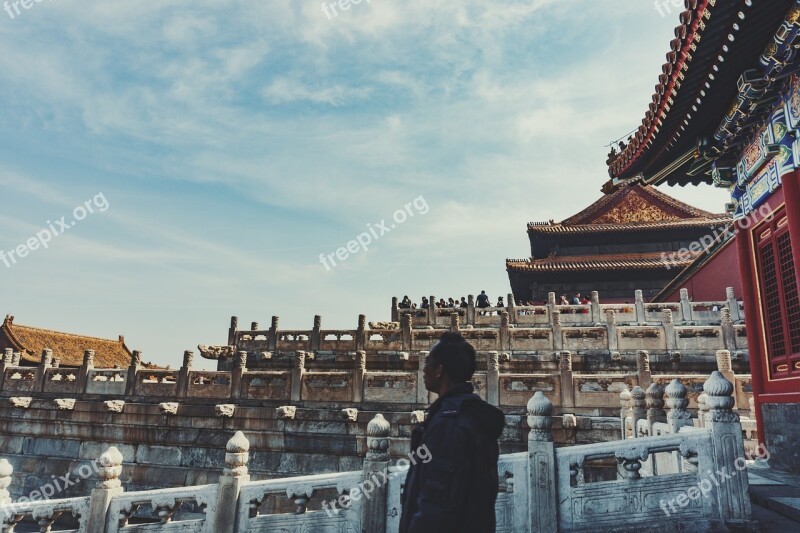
[481,290,486,294]
[423,332,476,395]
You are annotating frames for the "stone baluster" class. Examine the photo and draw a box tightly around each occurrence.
[630,386,647,437]
[0,458,12,520]
[10,353,19,367]
[38,349,53,392]
[703,371,751,520]
[679,288,692,323]
[619,387,632,439]
[78,349,95,393]
[697,392,708,428]
[634,290,646,324]
[428,295,436,326]
[2,349,11,365]
[590,291,601,324]
[361,414,391,533]
[636,350,652,389]
[487,352,500,406]
[716,350,737,408]
[401,314,412,351]
[356,315,366,351]
[646,383,666,432]
[231,351,246,400]
[665,379,692,433]
[213,431,250,533]
[467,294,475,325]
[527,392,557,532]
[551,311,562,351]
[125,350,142,396]
[311,316,321,351]
[546,292,556,317]
[726,287,741,322]
[450,312,460,333]
[507,293,517,324]
[499,312,510,350]
[559,351,574,409]
[663,309,677,352]
[227,316,238,346]
[0,350,8,391]
[86,446,124,533]
[268,316,279,351]
[291,351,306,402]
[52,356,60,368]
[606,309,618,352]
[178,350,193,398]
[250,321,258,331]
[721,307,736,351]
[391,297,399,322]
[353,350,366,403]
[416,351,430,404]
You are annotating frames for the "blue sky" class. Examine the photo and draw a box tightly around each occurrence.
[0,0,730,368]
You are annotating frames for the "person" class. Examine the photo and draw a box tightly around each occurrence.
[400,332,505,533]
[572,292,582,305]
[496,296,504,308]
[560,294,569,305]
[459,297,468,308]
[476,290,490,315]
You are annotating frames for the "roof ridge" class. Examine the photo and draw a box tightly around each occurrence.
[8,322,124,345]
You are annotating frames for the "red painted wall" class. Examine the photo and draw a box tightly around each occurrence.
[661,241,743,302]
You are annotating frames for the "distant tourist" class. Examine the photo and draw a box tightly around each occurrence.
[560,294,569,305]
[572,292,582,305]
[400,332,505,532]
[476,290,490,315]
[400,295,412,309]
[460,297,468,308]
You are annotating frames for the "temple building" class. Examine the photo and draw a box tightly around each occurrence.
[506,183,731,303]
[606,0,800,474]
[0,314,133,368]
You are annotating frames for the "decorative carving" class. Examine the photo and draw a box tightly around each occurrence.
[367,413,391,461]
[182,350,193,369]
[159,402,179,415]
[488,352,500,372]
[369,321,399,330]
[54,399,76,411]
[606,309,617,325]
[52,356,60,368]
[356,350,367,370]
[287,483,314,514]
[130,350,142,367]
[630,387,647,418]
[276,406,296,420]
[621,330,660,339]
[104,400,125,413]
[41,349,53,367]
[225,431,250,477]
[526,391,553,442]
[646,383,665,419]
[611,351,622,361]
[410,410,426,424]
[9,397,32,409]
[615,445,650,480]
[294,351,306,371]
[341,408,358,422]
[636,351,651,372]
[236,351,247,369]
[216,404,235,418]
[703,371,738,423]
[562,413,577,429]
[559,351,572,372]
[358,314,366,329]
[11,352,20,366]
[716,350,732,372]
[662,309,674,325]
[97,447,124,489]
[83,349,95,368]
[197,345,235,360]
[665,379,692,428]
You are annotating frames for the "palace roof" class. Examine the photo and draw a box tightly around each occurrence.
[528,183,728,236]
[506,251,698,274]
[606,0,797,189]
[0,315,132,367]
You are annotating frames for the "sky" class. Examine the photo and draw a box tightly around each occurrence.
[0,0,732,369]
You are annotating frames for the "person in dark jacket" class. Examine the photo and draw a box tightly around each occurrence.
[399,332,505,533]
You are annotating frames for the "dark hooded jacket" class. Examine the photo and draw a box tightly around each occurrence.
[399,382,505,533]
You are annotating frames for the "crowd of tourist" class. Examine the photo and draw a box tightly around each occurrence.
[397,291,598,318]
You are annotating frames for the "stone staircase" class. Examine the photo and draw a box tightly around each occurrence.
[748,462,800,532]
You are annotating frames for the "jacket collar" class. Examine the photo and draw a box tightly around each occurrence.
[427,382,475,418]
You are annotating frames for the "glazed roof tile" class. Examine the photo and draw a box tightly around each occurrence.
[506,251,699,273]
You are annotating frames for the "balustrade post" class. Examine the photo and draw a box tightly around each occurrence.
[590,291,601,324]
[450,312,460,333]
[507,293,517,325]
[0,349,11,391]
[630,386,647,437]
[311,316,321,351]
[86,446,124,533]
[391,297,399,323]
[361,414,391,533]
[619,387,632,439]
[37,349,53,392]
[401,315,412,351]
[213,432,250,533]
[125,351,141,396]
[559,351,574,409]
[721,308,736,351]
[178,350,193,398]
[78,349,94,393]
[499,312,510,350]
[527,392,557,533]
[646,383,666,433]
[487,352,500,406]
[416,352,429,404]
[268,316,279,351]
[291,351,306,402]
[546,292,556,324]
[663,309,677,352]
[703,371,751,520]
[467,294,475,325]
[679,288,692,323]
[665,379,693,433]
[634,290,646,324]
[428,295,436,326]
[227,316,238,347]
[726,287,741,322]
[636,350,651,389]
[357,315,367,351]
[231,351,246,400]
[606,310,618,352]
[697,392,708,428]
[353,350,366,403]
[551,311,562,351]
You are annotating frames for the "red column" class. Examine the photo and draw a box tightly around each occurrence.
[736,222,766,445]
[781,169,800,284]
